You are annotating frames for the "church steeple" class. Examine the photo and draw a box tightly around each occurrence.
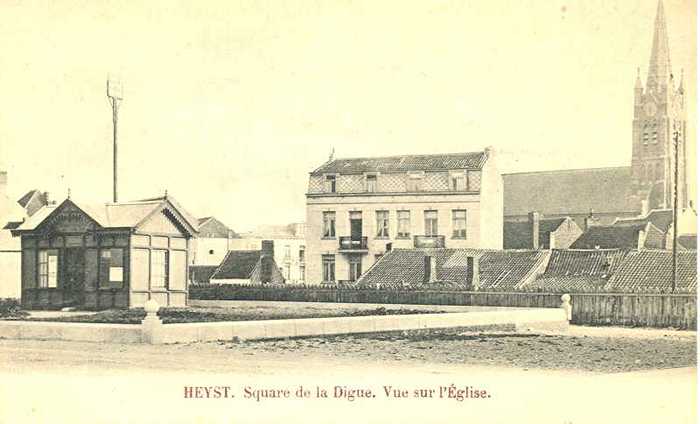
[645,0,672,91]
[631,0,688,211]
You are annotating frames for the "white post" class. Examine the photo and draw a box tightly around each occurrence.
[141,299,163,344]
[560,294,572,322]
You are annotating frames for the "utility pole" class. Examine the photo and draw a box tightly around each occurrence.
[671,127,680,293]
[107,77,123,203]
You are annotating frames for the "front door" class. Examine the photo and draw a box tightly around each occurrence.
[63,248,85,306]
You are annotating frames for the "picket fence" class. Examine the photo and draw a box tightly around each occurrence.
[189,285,697,329]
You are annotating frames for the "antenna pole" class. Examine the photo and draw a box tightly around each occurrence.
[671,129,680,293]
[107,77,123,203]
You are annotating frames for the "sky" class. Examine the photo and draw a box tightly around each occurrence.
[0,0,696,232]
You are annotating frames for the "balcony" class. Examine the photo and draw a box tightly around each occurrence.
[413,235,446,248]
[338,236,368,252]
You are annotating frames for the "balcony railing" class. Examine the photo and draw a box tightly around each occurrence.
[339,236,368,251]
[413,235,446,248]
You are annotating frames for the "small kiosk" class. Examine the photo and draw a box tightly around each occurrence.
[13,195,198,309]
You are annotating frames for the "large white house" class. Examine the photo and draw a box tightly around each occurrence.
[304,147,503,285]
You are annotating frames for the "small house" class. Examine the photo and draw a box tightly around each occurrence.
[12,195,198,309]
[209,240,285,284]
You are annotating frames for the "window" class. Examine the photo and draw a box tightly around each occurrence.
[349,256,362,281]
[324,175,336,193]
[284,245,291,261]
[322,211,336,238]
[100,248,124,289]
[450,173,467,191]
[208,249,214,255]
[452,210,467,239]
[424,211,438,236]
[376,210,390,238]
[150,250,168,289]
[651,122,658,143]
[299,246,305,263]
[407,172,423,192]
[322,255,335,283]
[38,249,58,288]
[284,263,291,280]
[397,210,411,238]
[366,174,377,192]
[299,264,305,282]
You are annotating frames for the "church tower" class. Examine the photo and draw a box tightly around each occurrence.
[631,0,688,210]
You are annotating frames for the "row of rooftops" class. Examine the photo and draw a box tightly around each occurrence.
[356,248,697,294]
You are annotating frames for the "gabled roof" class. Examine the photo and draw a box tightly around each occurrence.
[503,166,641,217]
[17,190,46,208]
[542,249,628,277]
[614,209,673,232]
[311,151,488,176]
[604,250,697,293]
[210,250,262,280]
[197,216,236,238]
[210,250,285,284]
[678,234,697,250]
[570,223,654,249]
[355,248,549,291]
[503,217,568,249]
[525,276,609,293]
[189,265,219,285]
[14,196,199,236]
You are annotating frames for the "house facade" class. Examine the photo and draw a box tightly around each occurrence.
[229,223,306,283]
[190,216,236,266]
[0,171,26,299]
[12,195,198,309]
[305,148,503,284]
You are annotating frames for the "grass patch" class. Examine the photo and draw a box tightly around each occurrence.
[26,306,443,324]
[0,299,28,319]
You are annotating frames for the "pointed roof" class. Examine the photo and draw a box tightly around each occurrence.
[646,0,672,90]
[13,195,199,236]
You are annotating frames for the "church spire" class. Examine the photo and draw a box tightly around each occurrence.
[645,0,672,90]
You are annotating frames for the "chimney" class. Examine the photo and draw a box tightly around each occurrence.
[261,240,274,258]
[528,211,540,250]
[466,256,479,289]
[260,240,274,283]
[423,255,437,283]
[641,199,649,216]
[385,243,392,252]
[584,209,600,231]
[0,171,7,197]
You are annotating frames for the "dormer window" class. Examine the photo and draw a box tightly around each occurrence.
[449,171,467,191]
[324,175,336,193]
[407,171,424,192]
[365,174,377,192]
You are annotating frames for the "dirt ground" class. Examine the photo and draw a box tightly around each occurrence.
[0,325,696,424]
[0,325,695,374]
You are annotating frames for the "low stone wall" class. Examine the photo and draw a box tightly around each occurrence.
[0,297,572,344]
[155,307,568,344]
[0,321,142,343]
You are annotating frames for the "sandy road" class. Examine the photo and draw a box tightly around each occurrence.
[0,330,696,424]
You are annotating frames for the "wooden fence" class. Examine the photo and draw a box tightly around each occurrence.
[189,285,697,329]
